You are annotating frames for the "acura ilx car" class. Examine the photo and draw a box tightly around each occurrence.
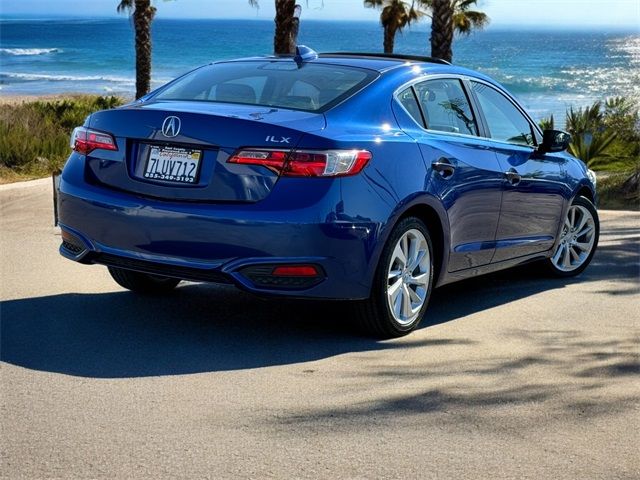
[57,47,599,337]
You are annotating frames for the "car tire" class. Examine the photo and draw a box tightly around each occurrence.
[545,196,599,277]
[355,217,434,338]
[108,267,181,294]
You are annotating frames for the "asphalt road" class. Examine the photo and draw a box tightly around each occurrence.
[1,179,639,479]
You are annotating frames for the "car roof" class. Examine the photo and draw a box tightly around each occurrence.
[219,52,495,83]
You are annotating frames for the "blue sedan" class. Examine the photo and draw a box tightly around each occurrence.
[57,48,599,337]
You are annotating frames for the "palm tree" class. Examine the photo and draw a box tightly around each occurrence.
[250,0,302,54]
[117,0,156,99]
[364,1,422,54]
[422,0,489,62]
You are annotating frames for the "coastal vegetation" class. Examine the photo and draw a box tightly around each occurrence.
[0,96,123,182]
[539,98,640,208]
[539,97,640,175]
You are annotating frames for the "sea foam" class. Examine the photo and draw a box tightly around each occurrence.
[0,48,61,56]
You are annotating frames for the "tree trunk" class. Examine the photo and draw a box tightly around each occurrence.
[274,0,297,55]
[133,0,155,99]
[383,25,395,54]
[430,0,454,62]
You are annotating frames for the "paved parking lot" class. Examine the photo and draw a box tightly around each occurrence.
[1,180,639,479]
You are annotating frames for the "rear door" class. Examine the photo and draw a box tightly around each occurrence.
[396,78,504,272]
[468,80,566,261]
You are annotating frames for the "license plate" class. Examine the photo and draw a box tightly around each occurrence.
[143,146,202,184]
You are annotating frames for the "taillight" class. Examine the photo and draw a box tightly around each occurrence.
[70,127,118,155]
[228,149,371,177]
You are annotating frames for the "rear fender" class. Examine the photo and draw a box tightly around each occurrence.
[368,193,451,290]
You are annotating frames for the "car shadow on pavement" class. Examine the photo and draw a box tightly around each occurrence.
[1,223,638,378]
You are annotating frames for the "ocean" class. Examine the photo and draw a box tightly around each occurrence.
[1,17,638,123]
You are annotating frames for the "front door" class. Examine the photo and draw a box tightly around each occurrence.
[469,81,566,262]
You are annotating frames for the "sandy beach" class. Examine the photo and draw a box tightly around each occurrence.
[0,93,132,105]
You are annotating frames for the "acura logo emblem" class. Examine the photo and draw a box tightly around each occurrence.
[161,116,181,138]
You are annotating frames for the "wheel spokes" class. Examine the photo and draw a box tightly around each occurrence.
[576,224,594,239]
[407,272,429,285]
[392,243,406,269]
[573,241,591,252]
[562,243,571,269]
[551,242,564,265]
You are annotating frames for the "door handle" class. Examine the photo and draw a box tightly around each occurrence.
[432,158,456,179]
[505,168,521,185]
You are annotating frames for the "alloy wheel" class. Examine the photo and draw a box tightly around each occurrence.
[386,229,431,325]
[551,204,596,272]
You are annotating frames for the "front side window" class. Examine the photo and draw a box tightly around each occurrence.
[471,82,535,146]
[154,62,376,112]
[413,79,478,136]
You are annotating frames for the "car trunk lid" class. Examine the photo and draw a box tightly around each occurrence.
[85,101,326,202]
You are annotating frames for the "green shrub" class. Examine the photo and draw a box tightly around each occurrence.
[597,170,639,210]
[0,95,124,178]
[564,97,639,171]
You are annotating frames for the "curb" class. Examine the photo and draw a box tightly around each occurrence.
[0,177,51,192]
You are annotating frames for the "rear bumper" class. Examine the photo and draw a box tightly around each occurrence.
[57,175,380,300]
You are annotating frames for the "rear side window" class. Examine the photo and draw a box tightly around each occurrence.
[397,87,425,127]
[471,82,535,146]
[154,62,376,112]
[414,79,478,136]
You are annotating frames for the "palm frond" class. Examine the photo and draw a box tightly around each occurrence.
[371,0,425,30]
[566,102,604,138]
[538,115,555,131]
[568,130,618,167]
[418,0,488,34]
[117,0,133,13]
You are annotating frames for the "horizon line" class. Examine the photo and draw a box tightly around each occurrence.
[1,15,638,31]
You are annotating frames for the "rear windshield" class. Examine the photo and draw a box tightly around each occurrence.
[154,61,377,112]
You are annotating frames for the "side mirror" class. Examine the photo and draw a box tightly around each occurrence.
[538,129,571,154]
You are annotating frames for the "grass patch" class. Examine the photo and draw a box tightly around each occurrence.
[0,95,124,181]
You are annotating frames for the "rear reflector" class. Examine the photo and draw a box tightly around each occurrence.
[60,230,86,256]
[228,149,371,177]
[272,265,319,277]
[71,126,118,155]
[239,264,326,290]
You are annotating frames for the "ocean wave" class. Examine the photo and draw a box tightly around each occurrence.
[0,48,61,56]
[1,72,135,84]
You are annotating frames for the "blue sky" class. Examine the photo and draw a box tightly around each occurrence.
[2,0,639,28]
